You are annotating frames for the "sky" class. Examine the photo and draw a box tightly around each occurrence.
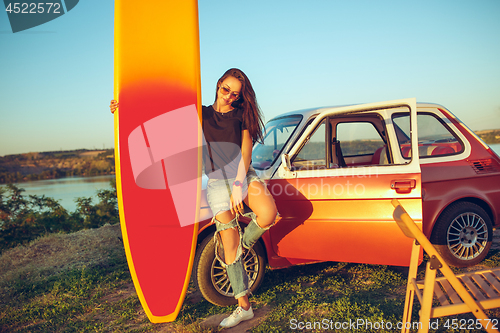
[1,0,499,156]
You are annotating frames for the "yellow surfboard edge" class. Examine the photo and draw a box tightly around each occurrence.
[113,0,202,323]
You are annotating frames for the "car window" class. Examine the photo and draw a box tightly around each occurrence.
[252,115,302,170]
[393,113,463,159]
[292,120,326,170]
[292,114,397,170]
[337,122,386,156]
[333,119,392,167]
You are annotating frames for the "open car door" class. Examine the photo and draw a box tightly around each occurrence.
[268,98,422,266]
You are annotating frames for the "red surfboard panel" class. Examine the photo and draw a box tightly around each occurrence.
[113,0,201,323]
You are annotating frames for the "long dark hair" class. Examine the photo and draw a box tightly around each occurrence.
[215,68,265,144]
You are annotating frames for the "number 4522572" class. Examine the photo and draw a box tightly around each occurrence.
[5,3,62,14]
[444,318,499,330]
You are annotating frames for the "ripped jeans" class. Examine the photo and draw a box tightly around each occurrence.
[207,166,275,299]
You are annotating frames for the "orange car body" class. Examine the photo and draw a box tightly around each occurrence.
[196,99,500,270]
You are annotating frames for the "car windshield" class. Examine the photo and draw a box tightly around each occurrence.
[252,115,302,170]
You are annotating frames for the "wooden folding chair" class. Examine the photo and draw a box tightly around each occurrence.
[392,199,500,333]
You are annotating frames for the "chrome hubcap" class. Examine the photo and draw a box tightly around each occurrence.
[447,212,488,260]
[211,248,259,297]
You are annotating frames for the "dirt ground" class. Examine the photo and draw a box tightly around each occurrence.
[491,229,500,250]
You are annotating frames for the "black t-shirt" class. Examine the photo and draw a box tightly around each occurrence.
[202,105,247,179]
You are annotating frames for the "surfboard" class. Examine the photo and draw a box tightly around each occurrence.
[113,0,201,323]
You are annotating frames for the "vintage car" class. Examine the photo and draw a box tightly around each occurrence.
[193,98,500,306]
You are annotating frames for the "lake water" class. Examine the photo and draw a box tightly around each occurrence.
[1,175,116,212]
[2,144,499,213]
[490,143,500,156]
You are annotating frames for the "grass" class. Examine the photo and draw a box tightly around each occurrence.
[0,224,146,332]
[243,262,406,332]
[1,225,500,332]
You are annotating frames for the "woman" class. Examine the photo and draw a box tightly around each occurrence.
[111,68,277,329]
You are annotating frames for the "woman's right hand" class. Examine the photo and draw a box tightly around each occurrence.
[110,99,119,114]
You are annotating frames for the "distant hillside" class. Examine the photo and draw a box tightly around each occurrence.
[0,149,115,184]
[475,129,500,144]
[1,128,499,185]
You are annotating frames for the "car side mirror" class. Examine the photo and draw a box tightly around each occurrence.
[280,153,297,178]
[281,153,292,171]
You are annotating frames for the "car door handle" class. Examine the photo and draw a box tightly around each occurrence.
[391,179,416,193]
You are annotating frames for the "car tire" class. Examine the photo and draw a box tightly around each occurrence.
[193,231,266,306]
[431,201,492,267]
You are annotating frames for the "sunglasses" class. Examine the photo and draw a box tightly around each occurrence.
[219,86,240,99]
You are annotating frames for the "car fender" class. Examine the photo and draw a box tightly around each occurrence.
[423,184,497,237]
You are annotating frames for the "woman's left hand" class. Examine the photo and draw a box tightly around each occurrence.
[110,99,119,114]
[230,186,244,215]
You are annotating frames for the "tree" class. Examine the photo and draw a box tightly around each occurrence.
[0,180,119,253]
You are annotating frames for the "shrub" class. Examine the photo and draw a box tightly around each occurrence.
[0,180,118,253]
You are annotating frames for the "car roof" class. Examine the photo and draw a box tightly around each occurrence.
[268,102,447,122]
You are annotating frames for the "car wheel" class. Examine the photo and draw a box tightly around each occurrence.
[431,201,492,267]
[193,231,266,306]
